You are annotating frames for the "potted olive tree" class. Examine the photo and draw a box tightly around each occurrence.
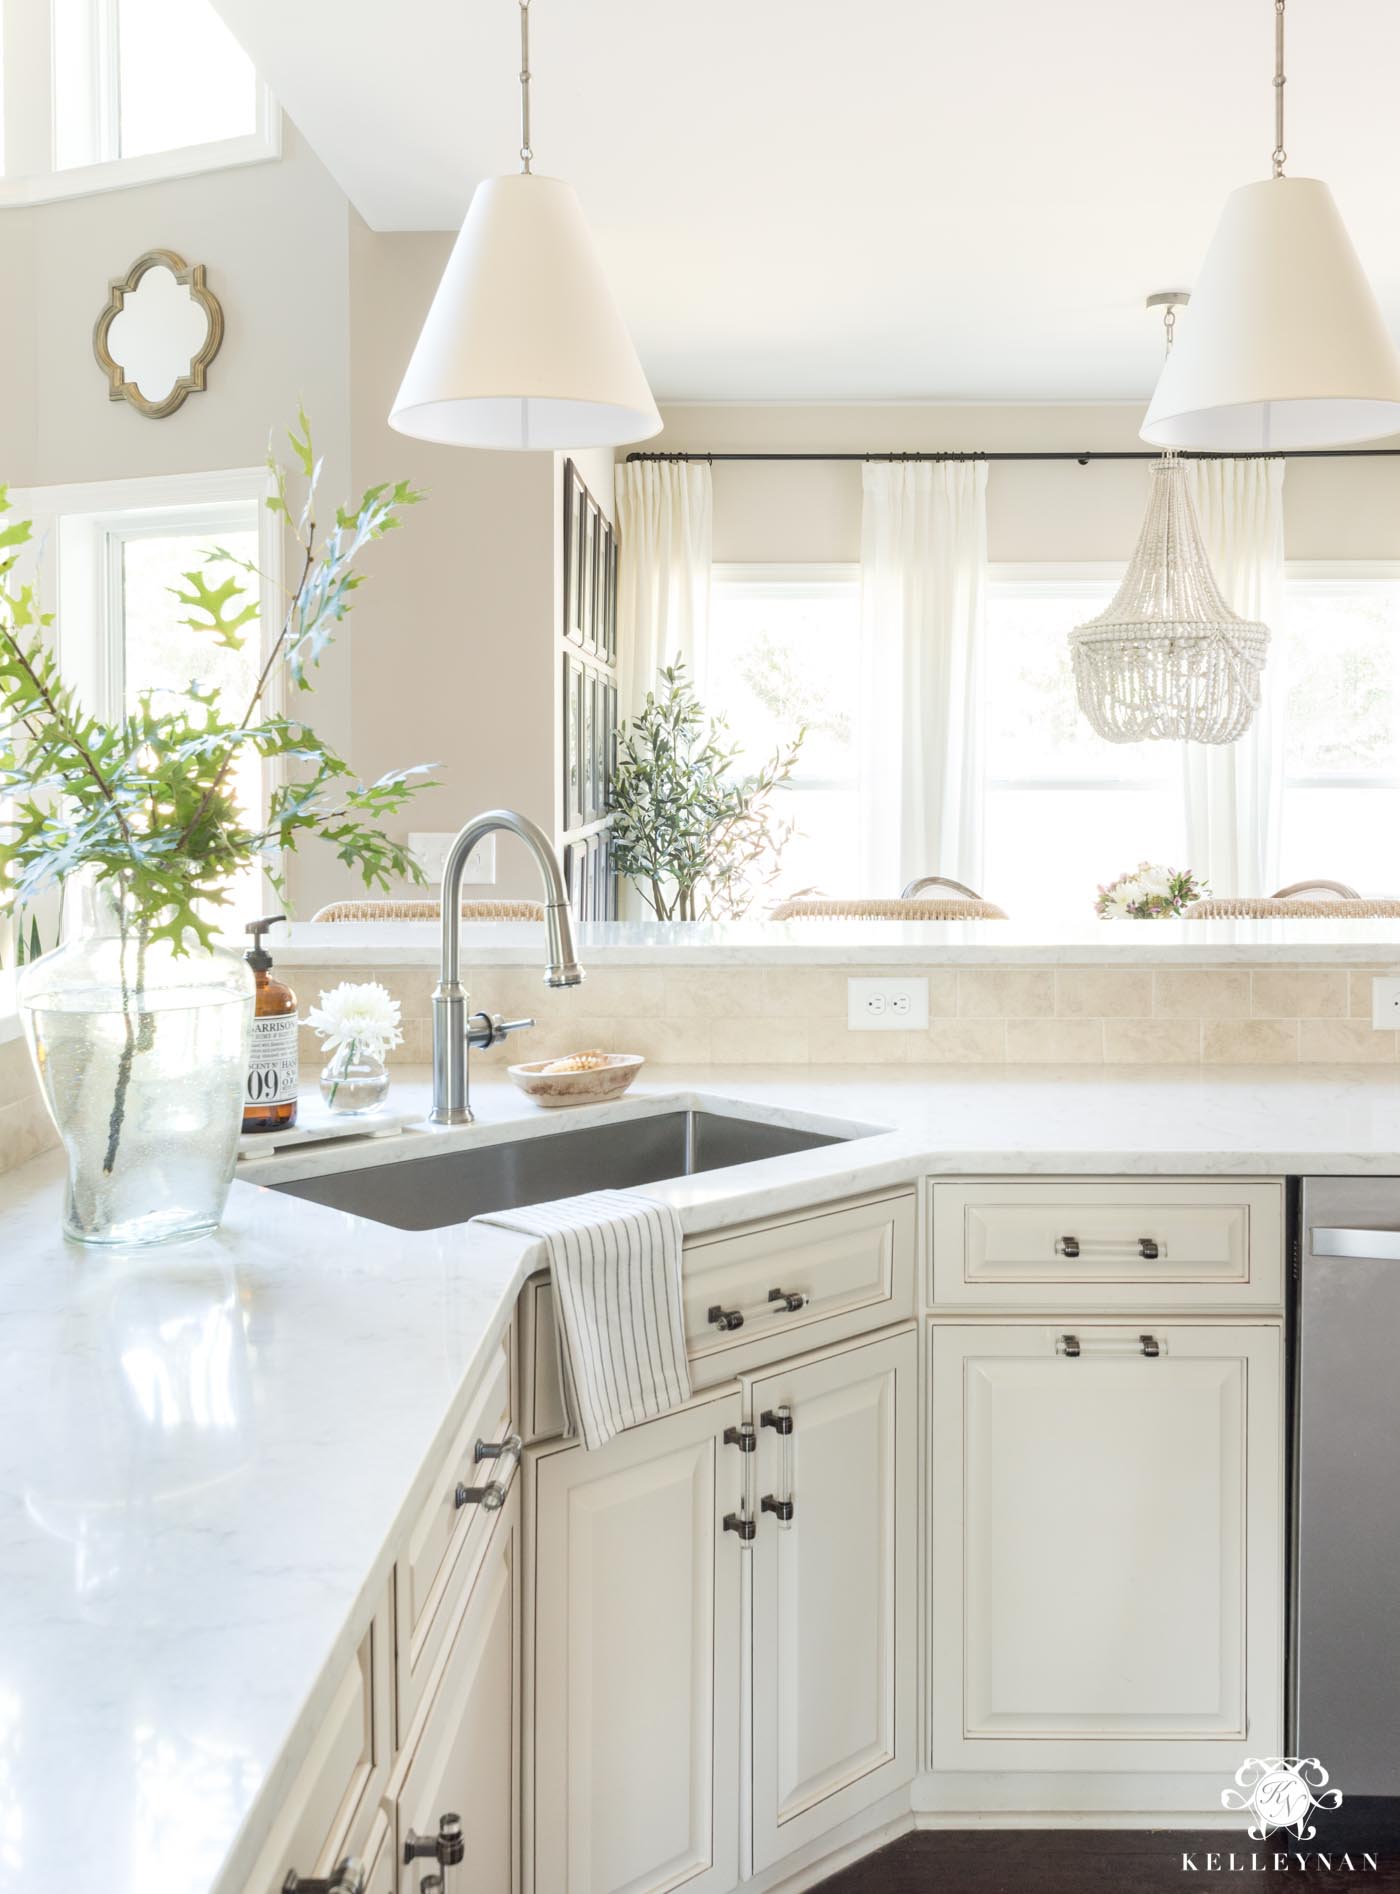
[608,660,803,920]
[0,415,434,1246]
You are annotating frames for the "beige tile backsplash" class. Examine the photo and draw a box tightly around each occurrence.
[2,957,1398,1179]
[285,960,1400,1074]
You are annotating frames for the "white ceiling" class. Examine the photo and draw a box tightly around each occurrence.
[211,0,1400,404]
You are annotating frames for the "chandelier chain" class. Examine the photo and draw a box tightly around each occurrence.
[519,0,533,174]
[1272,0,1287,177]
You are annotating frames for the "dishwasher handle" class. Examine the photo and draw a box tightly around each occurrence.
[1310,1226,1400,1261]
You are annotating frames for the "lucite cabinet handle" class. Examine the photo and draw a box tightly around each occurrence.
[1055,1235,1163,1261]
[283,1858,365,1894]
[454,1434,522,1511]
[1057,1333,1163,1359]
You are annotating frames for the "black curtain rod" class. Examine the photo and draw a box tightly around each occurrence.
[625,447,1400,465]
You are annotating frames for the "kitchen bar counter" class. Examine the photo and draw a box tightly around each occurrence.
[268,914,1400,967]
[6,1061,1400,1894]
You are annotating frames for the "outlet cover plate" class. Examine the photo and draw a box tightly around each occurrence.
[408,831,496,886]
[847,975,930,1031]
[1372,975,1400,1029]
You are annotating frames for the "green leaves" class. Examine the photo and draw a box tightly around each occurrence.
[172,567,261,650]
[609,659,805,921]
[0,411,434,953]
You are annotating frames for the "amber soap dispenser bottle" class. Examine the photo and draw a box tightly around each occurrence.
[243,915,298,1133]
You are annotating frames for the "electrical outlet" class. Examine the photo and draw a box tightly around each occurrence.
[408,832,496,886]
[846,976,930,1031]
[1372,975,1400,1028]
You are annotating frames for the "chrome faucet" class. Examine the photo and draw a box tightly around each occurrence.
[432,809,584,1124]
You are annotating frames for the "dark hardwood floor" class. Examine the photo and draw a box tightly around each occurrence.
[811,1808,1400,1892]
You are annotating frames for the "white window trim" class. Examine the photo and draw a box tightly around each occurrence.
[1,0,279,206]
[713,561,858,592]
[9,466,287,920]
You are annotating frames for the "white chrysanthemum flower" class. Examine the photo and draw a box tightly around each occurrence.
[304,981,404,1062]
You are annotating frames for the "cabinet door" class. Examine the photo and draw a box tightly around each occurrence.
[748,1328,917,1873]
[394,1485,520,1894]
[528,1389,743,1894]
[929,1323,1284,1775]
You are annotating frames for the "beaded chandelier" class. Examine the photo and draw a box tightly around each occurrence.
[1070,298,1270,745]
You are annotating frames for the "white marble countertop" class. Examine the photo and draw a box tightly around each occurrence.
[267,916,1400,967]
[9,1059,1400,1894]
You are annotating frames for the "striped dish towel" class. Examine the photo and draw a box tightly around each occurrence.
[477,1190,691,1450]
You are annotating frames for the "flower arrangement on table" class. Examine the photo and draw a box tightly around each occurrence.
[305,980,404,1114]
[1095,863,1209,920]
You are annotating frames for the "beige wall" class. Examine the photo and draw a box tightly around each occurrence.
[345,219,559,905]
[647,402,1400,566]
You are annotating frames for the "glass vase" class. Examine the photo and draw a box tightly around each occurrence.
[320,1043,391,1116]
[18,882,254,1247]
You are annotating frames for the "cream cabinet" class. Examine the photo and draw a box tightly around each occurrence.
[526,1386,745,1894]
[746,1327,917,1872]
[928,1322,1284,1776]
[930,1179,1285,1311]
[391,1481,521,1894]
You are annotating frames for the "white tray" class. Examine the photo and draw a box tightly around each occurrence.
[237,1103,423,1159]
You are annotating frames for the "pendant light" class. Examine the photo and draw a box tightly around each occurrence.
[1072,298,1271,745]
[1141,0,1400,452]
[389,0,661,451]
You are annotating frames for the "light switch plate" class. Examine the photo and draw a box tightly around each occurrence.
[1372,975,1400,1029]
[408,832,496,886]
[847,976,930,1031]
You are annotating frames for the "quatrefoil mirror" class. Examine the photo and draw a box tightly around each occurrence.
[93,249,224,419]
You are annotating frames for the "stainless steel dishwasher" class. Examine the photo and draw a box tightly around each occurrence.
[1295,1178,1400,1792]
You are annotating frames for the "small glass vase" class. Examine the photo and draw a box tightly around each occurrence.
[18,880,254,1247]
[319,1043,390,1116]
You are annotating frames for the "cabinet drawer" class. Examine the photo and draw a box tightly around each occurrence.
[518,1194,916,1439]
[930,1179,1284,1311]
[395,1327,515,1736]
[684,1190,916,1386]
[241,1589,390,1894]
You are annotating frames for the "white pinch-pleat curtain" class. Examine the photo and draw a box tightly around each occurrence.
[1181,458,1287,895]
[857,461,989,895]
[614,459,713,714]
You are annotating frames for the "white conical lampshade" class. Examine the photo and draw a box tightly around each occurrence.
[389,173,662,451]
[1141,176,1400,450]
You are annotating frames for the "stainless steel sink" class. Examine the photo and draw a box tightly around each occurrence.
[265,1109,853,1233]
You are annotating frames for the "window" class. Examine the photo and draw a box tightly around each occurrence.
[1278,568,1400,892]
[984,570,1184,915]
[707,567,859,902]
[14,470,283,936]
[3,0,276,203]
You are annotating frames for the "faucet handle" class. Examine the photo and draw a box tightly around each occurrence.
[464,1012,535,1050]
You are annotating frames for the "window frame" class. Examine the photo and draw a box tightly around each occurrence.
[1279,560,1400,794]
[709,561,859,795]
[984,561,1187,795]
[1,0,279,206]
[8,466,287,928]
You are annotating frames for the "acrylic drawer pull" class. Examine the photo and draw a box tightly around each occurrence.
[1054,1235,1166,1262]
[1058,1333,1164,1359]
[454,1433,521,1511]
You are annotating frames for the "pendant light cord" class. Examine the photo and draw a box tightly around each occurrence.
[1272,0,1287,177]
[519,0,533,173]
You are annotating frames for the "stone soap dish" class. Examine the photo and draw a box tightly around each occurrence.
[508,1051,644,1108]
